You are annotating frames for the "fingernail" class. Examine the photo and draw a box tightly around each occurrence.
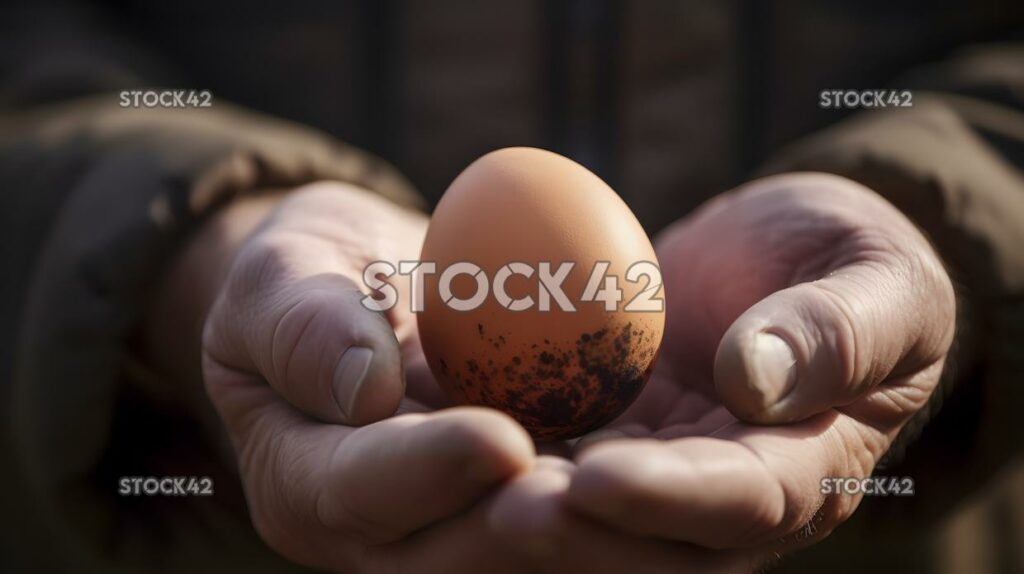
[333,346,374,419]
[749,333,797,405]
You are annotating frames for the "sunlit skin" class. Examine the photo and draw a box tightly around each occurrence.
[152,172,954,572]
[493,173,955,569]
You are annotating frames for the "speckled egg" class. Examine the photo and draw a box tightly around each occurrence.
[417,147,665,440]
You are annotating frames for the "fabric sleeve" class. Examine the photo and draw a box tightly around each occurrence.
[759,42,1024,523]
[0,4,420,568]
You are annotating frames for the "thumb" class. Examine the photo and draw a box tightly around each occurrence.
[205,238,405,426]
[713,252,954,425]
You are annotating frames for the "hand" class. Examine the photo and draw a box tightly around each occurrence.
[195,182,541,573]
[158,181,764,573]
[491,173,957,571]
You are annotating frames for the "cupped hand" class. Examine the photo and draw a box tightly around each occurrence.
[200,182,542,573]
[193,181,753,574]
[491,173,956,571]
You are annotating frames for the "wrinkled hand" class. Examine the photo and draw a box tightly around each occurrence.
[491,173,956,571]
[200,182,542,573]
[186,181,760,573]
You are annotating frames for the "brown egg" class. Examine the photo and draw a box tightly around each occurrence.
[417,147,665,440]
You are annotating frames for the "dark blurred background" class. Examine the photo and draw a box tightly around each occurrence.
[2,1,1024,573]
[4,0,1022,231]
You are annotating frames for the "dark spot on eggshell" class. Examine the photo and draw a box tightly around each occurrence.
[438,321,658,440]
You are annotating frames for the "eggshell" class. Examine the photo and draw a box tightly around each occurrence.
[417,147,665,440]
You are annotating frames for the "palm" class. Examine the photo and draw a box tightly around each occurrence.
[564,174,954,558]
[602,177,853,436]
[604,176,858,439]
[564,185,846,550]
[203,183,542,573]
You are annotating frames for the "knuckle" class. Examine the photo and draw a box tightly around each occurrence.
[882,238,957,364]
[804,283,860,386]
[228,233,302,304]
[198,233,304,376]
[267,291,368,373]
[267,296,324,382]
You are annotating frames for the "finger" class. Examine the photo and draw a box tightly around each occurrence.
[205,368,535,567]
[714,229,954,425]
[566,410,884,549]
[368,495,537,574]
[206,231,405,426]
[323,407,535,543]
[490,457,752,574]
